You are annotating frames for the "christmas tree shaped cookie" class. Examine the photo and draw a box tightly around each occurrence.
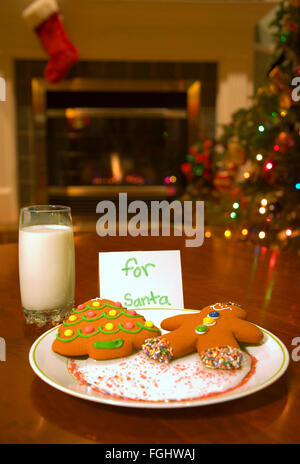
[142,302,263,369]
[52,298,161,360]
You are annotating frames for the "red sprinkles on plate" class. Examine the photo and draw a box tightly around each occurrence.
[69,350,254,403]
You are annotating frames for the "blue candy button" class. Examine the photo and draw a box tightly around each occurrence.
[209,311,220,318]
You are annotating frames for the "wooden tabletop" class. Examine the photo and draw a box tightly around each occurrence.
[0,233,299,444]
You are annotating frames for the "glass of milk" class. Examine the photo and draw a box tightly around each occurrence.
[19,205,75,325]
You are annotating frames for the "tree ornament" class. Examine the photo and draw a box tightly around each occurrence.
[195,165,204,176]
[181,162,192,174]
[226,137,245,168]
[268,65,292,109]
[214,170,234,193]
[274,131,295,153]
[181,140,214,196]
[287,21,299,32]
[203,140,213,150]
[202,171,212,181]
[196,153,211,170]
[268,65,286,90]
[280,92,293,109]
[189,146,198,156]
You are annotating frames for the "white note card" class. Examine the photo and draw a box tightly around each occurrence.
[99,250,184,310]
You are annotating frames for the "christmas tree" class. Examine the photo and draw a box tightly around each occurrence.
[182,0,300,252]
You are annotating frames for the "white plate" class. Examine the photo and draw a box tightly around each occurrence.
[29,309,289,408]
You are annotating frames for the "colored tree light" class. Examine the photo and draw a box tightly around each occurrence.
[256,153,263,161]
[295,183,300,190]
[259,207,266,214]
[261,198,268,206]
[285,229,292,237]
[258,231,266,239]
[233,202,239,209]
[241,228,248,236]
[230,212,237,219]
[224,229,231,238]
[273,144,280,152]
[258,125,265,132]
[264,161,273,171]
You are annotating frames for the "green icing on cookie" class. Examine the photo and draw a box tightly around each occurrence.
[72,302,125,314]
[93,338,124,349]
[56,319,160,343]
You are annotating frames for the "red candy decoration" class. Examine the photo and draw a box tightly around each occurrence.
[128,310,136,315]
[84,326,94,334]
[77,304,85,310]
[125,322,134,329]
[115,302,122,307]
[87,311,95,317]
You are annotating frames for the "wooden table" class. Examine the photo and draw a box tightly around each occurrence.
[0,233,299,444]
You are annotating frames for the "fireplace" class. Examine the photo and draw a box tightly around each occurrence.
[32,78,200,212]
[16,60,217,211]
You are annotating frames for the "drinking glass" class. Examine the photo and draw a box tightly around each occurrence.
[19,205,75,325]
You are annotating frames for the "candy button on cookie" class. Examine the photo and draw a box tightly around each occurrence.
[84,326,94,334]
[108,309,117,316]
[104,322,114,331]
[64,329,73,337]
[87,311,95,318]
[68,315,77,322]
[145,320,154,328]
[195,324,208,335]
[203,316,216,326]
[125,322,134,329]
[209,311,219,319]
[92,301,100,307]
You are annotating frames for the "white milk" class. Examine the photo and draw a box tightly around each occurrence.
[19,224,75,311]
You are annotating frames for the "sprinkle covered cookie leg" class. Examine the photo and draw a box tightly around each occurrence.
[142,337,173,363]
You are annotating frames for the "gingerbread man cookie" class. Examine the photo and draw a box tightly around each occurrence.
[142,302,263,369]
[52,298,161,360]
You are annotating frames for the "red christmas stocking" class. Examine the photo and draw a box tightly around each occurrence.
[22,0,79,83]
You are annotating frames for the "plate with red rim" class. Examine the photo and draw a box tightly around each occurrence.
[29,308,289,408]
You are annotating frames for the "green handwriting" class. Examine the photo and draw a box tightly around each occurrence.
[121,257,155,278]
